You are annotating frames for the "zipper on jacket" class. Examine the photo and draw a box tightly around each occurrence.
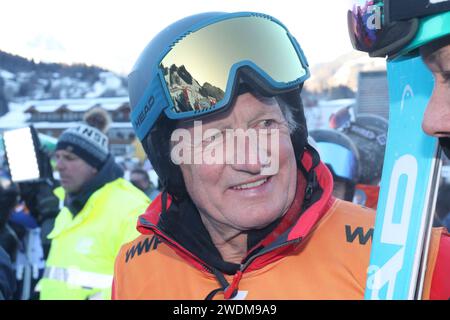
[140,216,304,300]
[218,237,304,300]
[240,237,303,272]
[303,172,318,209]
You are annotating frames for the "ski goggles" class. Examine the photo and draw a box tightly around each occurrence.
[131,13,310,141]
[347,0,450,58]
[316,142,358,182]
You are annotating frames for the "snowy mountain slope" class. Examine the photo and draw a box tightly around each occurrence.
[305,51,386,93]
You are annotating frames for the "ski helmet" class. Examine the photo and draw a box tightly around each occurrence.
[128,12,311,198]
[309,129,360,201]
[342,114,388,185]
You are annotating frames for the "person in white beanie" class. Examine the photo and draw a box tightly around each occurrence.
[38,108,150,300]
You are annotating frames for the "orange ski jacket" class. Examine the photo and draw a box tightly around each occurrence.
[113,153,450,300]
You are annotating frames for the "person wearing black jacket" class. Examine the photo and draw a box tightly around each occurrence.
[0,185,17,300]
[0,246,15,300]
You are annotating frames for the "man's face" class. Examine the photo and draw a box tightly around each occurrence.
[421,43,450,137]
[55,149,97,194]
[130,173,150,191]
[177,92,298,231]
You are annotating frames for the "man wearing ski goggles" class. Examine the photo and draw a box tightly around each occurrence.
[113,11,447,300]
[348,0,450,299]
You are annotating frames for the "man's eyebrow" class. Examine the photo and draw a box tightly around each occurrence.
[423,51,447,73]
[246,108,286,128]
[424,51,439,64]
[422,46,444,65]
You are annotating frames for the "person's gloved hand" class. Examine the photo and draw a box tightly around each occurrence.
[36,145,54,183]
[19,181,59,224]
[19,180,60,259]
[14,136,58,223]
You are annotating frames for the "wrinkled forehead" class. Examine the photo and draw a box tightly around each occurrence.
[55,148,77,157]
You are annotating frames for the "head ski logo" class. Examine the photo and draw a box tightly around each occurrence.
[400,85,414,112]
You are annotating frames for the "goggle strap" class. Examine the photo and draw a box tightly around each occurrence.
[371,19,419,58]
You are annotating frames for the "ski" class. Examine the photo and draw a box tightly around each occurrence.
[364,55,442,300]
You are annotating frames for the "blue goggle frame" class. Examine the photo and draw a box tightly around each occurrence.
[131,12,310,141]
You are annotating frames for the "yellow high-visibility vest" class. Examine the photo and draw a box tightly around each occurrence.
[38,178,150,300]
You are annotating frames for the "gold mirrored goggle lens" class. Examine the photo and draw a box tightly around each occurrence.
[160,16,307,114]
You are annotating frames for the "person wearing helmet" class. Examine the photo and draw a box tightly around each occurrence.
[327,109,384,208]
[113,11,446,300]
[309,129,360,201]
[348,0,450,299]
[343,114,388,209]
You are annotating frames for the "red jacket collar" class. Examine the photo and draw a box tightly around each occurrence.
[287,151,335,241]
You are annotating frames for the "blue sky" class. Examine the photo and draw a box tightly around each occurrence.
[0,0,354,75]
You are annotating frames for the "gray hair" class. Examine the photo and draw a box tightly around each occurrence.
[276,96,302,134]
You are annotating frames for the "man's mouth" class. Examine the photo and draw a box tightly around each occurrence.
[231,177,271,190]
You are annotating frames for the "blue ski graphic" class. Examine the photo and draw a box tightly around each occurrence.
[364,55,441,300]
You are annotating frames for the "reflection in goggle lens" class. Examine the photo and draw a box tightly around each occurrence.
[348,0,384,52]
[160,16,308,115]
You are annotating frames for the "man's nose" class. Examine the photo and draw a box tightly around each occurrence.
[422,86,450,137]
[55,158,65,172]
[229,137,269,174]
[230,159,264,174]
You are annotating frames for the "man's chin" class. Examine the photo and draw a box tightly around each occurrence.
[233,209,284,230]
[61,183,77,194]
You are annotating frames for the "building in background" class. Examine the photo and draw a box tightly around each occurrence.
[0,97,135,157]
[355,71,389,120]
